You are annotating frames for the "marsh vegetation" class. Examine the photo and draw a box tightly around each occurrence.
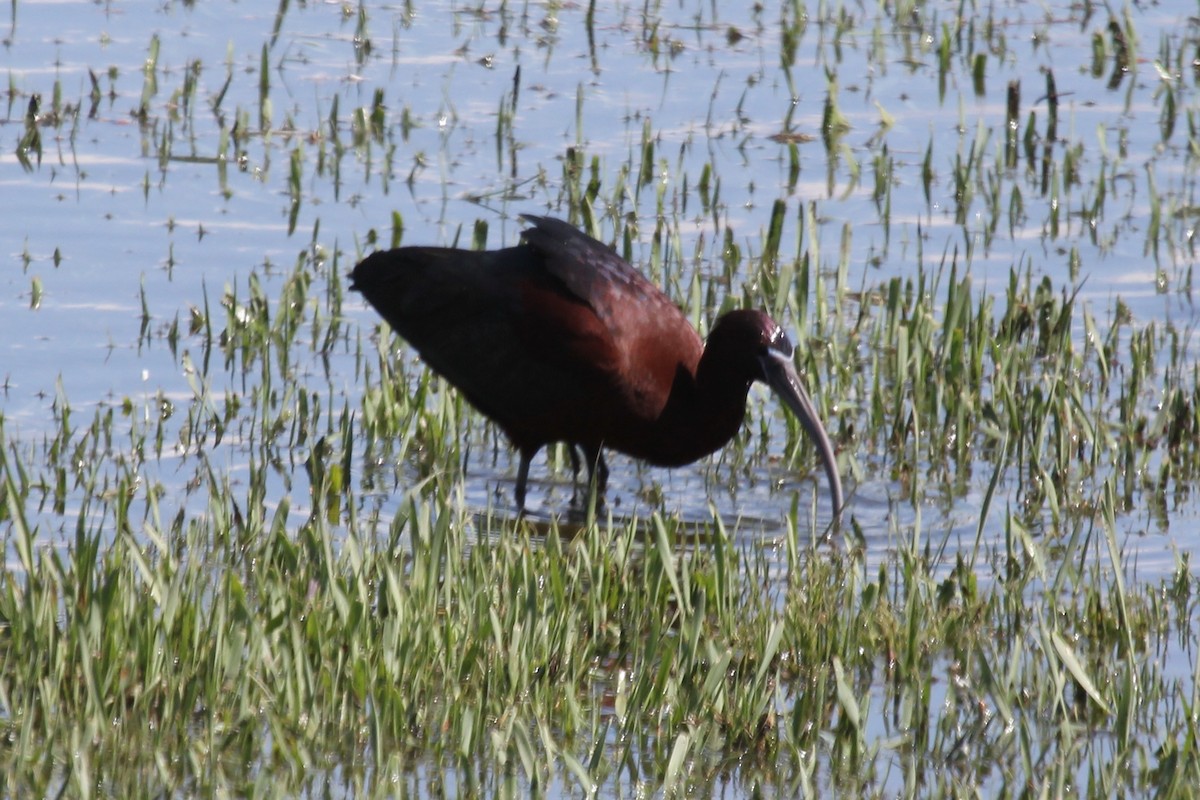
[2,0,1200,796]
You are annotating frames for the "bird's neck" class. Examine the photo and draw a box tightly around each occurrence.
[650,359,751,464]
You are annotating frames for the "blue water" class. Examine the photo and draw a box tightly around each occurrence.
[2,0,1195,561]
[2,0,1198,792]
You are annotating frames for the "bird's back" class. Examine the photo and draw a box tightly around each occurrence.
[350,218,705,458]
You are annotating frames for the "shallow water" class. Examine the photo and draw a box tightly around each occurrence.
[3,0,1197,564]
[2,0,1199,793]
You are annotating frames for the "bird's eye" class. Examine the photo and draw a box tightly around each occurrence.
[767,328,794,359]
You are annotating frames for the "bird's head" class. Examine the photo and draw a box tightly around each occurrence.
[707,309,844,519]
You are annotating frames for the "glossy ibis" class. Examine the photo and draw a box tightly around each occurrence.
[350,214,843,517]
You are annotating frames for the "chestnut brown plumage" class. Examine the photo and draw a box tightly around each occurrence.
[350,214,843,517]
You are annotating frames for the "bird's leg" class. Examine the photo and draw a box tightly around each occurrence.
[567,444,586,505]
[568,445,583,483]
[577,445,608,509]
[593,451,609,495]
[515,448,534,512]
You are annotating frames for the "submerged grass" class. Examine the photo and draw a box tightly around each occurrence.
[4,0,1200,796]
[3,216,1200,795]
[2,422,1199,796]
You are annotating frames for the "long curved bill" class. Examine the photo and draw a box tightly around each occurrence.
[762,350,844,520]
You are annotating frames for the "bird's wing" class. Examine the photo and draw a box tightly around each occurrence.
[351,244,623,443]
[515,215,702,417]
[517,214,666,328]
